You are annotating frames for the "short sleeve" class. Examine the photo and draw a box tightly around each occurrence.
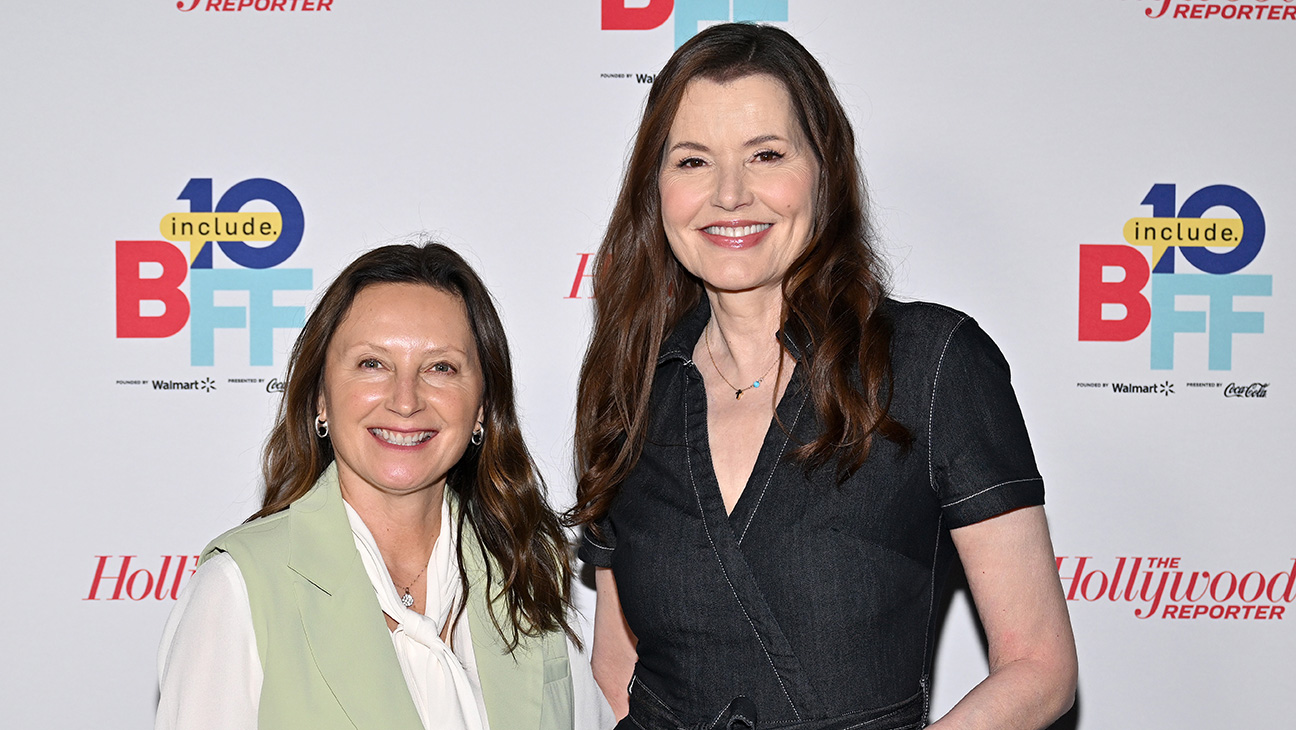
[576,515,616,568]
[928,317,1044,528]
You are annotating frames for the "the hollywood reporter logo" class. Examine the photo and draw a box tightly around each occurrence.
[1058,555,1295,620]
[1078,183,1272,370]
[1143,0,1296,21]
[116,178,312,367]
[85,555,199,601]
[178,0,332,11]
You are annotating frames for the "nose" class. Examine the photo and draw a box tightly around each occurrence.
[712,162,752,211]
[387,370,424,418]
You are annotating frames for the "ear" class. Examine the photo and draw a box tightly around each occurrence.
[475,404,485,430]
[316,391,328,422]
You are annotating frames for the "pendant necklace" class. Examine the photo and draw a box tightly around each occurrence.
[704,322,779,400]
[395,563,428,608]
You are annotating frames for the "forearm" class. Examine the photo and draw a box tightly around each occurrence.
[591,566,637,719]
[939,507,1078,730]
[928,653,1076,730]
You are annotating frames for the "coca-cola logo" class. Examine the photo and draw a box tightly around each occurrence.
[1224,382,1268,398]
[266,378,287,393]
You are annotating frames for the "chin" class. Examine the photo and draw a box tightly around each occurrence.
[701,271,777,294]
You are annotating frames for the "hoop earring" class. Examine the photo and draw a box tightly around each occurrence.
[315,415,329,439]
[471,424,484,446]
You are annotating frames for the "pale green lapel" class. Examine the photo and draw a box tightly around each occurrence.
[287,464,424,729]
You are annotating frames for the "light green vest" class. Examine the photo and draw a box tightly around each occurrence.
[202,464,574,730]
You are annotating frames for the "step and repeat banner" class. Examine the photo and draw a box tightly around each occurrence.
[1,2,1290,727]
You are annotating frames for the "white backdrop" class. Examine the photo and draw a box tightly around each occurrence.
[1,2,1291,728]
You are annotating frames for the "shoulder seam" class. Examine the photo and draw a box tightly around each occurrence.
[927,314,971,494]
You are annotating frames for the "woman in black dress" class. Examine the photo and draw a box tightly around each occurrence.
[570,23,1077,730]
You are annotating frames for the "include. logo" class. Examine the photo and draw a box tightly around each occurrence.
[1078,183,1272,370]
[116,178,313,367]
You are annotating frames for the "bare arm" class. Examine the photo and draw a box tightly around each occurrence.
[592,566,638,720]
[930,506,1077,730]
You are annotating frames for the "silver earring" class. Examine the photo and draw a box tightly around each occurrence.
[471,424,484,446]
[315,415,329,439]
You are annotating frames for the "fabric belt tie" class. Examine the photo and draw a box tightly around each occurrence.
[699,696,758,730]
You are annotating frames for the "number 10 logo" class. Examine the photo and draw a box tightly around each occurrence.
[116,178,313,367]
[1078,184,1272,370]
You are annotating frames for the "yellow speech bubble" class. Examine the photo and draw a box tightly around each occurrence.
[1122,217,1243,269]
[160,212,284,263]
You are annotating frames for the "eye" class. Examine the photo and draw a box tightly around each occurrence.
[676,156,707,169]
[359,357,382,370]
[429,361,457,374]
[753,149,785,163]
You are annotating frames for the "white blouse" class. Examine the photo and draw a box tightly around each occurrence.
[156,497,613,730]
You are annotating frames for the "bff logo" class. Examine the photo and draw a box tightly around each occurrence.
[115,178,313,367]
[602,0,789,49]
[1078,184,1272,370]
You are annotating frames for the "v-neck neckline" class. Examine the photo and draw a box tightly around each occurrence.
[687,357,810,544]
[660,298,815,543]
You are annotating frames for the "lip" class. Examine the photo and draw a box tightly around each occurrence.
[699,220,772,250]
[368,427,437,449]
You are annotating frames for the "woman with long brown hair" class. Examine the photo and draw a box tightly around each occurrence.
[572,23,1077,730]
[157,242,611,730]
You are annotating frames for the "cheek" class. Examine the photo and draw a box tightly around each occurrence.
[329,379,384,418]
[429,383,483,423]
[771,175,817,217]
[659,176,702,228]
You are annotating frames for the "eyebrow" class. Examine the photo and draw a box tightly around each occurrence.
[666,134,789,155]
[341,342,469,357]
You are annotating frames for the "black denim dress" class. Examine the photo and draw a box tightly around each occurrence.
[580,299,1045,730]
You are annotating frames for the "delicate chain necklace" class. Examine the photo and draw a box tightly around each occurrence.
[704,322,779,400]
[395,563,429,608]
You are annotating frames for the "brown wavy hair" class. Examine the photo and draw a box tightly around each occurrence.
[571,23,912,529]
[256,241,575,649]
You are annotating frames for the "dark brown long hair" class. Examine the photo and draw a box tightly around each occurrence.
[571,23,912,529]
[257,241,575,648]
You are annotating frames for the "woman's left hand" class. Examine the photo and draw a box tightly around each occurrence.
[931,505,1078,730]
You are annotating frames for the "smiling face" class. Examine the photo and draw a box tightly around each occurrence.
[659,74,820,296]
[318,282,485,500]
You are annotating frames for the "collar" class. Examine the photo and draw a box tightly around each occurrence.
[657,297,814,367]
[284,464,553,730]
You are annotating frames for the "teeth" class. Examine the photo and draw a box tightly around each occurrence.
[704,223,771,237]
[371,428,434,446]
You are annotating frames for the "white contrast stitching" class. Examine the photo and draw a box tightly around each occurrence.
[582,533,614,552]
[926,315,970,495]
[682,367,801,720]
[919,513,942,687]
[737,388,809,546]
[940,477,1043,509]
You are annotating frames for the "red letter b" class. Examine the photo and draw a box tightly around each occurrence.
[1078,244,1150,341]
[116,240,190,338]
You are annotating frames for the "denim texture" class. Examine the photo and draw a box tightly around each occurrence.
[580,299,1044,729]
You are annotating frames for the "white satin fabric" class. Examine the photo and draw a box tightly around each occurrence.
[344,499,487,730]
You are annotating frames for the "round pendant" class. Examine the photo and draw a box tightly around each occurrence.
[401,590,414,608]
